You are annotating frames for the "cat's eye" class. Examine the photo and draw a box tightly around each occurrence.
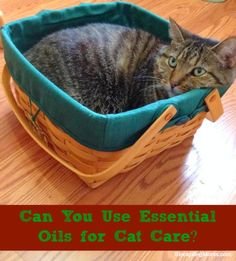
[192,67,206,76]
[168,56,177,68]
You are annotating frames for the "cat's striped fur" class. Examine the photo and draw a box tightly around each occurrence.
[24,19,236,114]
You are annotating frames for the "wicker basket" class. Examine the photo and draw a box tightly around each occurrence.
[0,12,224,188]
[2,65,223,188]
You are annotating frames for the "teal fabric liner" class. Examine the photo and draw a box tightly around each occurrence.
[1,2,228,151]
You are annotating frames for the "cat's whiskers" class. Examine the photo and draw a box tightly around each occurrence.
[134,75,159,80]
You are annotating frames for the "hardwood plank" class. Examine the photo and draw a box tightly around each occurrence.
[1,251,236,261]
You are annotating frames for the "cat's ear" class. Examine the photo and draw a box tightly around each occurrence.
[169,17,192,43]
[211,37,236,68]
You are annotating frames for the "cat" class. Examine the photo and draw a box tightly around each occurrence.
[24,18,236,114]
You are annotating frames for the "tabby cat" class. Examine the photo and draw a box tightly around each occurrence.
[24,18,236,114]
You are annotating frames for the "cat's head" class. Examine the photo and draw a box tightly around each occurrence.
[156,18,236,95]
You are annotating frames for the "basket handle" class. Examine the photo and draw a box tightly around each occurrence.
[205,88,224,122]
[2,65,177,186]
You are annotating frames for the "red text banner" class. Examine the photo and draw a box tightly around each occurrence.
[0,205,235,250]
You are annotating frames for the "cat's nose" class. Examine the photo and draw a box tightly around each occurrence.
[170,80,180,89]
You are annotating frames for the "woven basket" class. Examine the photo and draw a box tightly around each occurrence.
[0,11,224,188]
[2,65,223,188]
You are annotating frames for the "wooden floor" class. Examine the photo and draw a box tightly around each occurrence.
[1,0,236,260]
